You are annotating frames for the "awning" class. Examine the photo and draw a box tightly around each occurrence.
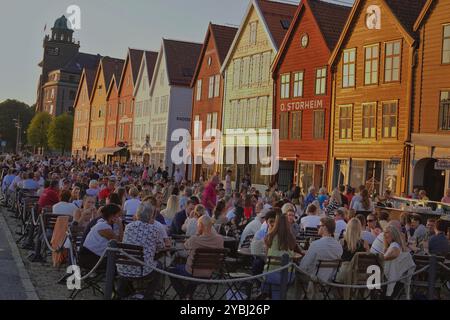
[95,147,126,155]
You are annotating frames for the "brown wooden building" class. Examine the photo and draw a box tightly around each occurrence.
[190,23,237,182]
[272,0,351,192]
[328,0,427,196]
[411,0,450,200]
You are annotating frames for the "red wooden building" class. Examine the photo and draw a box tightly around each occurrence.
[105,74,121,149]
[272,0,351,192]
[190,23,237,181]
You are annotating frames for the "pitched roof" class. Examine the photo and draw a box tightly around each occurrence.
[144,51,159,84]
[256,0,297,48]
[101,56,125,89]
[210,24,239,64]
[385,0,428,36]
[414,0,434,31]
[61,52,102,74]
[163,39,202,86]
[85,68,98,98]
[308,0,352,51]
[129,49,145,83]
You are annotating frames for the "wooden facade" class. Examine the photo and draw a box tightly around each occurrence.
[191,23,237,182]
[72,68,96,158]
[411,0,450,200]
[328,0,426,196]
[221,0,296,189]
[272,0,351,192]
[105,75,120,149]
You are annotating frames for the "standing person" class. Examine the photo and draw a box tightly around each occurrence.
[225,169,232,195]
[352,189,374,212]
[202,175,219,216]
[350,185,366,210]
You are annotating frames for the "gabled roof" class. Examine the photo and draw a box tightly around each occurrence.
[256,0,298,48]
[133,50,159,97]
[163,39,202,86]
[221,0,296,73]
[73,68,95,109]
[61,52,102,74]
[329,0,427,67]
[273,0,351,74]
[117,48,145,93]
[191,23,238,87]
[413,0,435,31]
[106,74,119,100]
[90,56,124,103]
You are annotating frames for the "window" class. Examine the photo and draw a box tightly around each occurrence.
[362,103,377,139]
[196,80,202,101]
[293,71,304,97]
[242,57,250,87]
[382,102,398,138]
[339,105,352,139]
[160,71,165,86]
[315,67,327,95]
[214,75,220,97]
[342,49,356,88]
[51,88,55,99]
[154,97,159,114]
[258,97,268,127]
[442,25,450,64]
[248,98,257,128]
[313,110,325,139]
[119,124,124,140]
[385,41,401,82]
[250,22,257,45]
[251,55,261,84]
[261,52,271,84]
[364,44,379,85]
[212,112,218,130]
[194,115,201,139]
[161,96,169,113]
[280,113,289,139]
[280,74,290,99]
[291,112,302,140]
[439,91,450,130]
[206,113,212,131]
[208,76,214,99]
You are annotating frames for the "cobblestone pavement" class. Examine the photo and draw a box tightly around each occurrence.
[1,207,98,300]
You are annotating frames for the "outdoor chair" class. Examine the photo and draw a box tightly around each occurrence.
[411,254,447,299]
[348,253,384,300]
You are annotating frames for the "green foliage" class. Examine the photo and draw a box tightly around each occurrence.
[0,99,35,152]
[27,111,52,149]
[47,113,74,154]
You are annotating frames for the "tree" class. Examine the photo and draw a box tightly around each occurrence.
[48,113,74,155]
[27,112,52,152]
[0,99,35,152]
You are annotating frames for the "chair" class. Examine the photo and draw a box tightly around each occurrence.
[411,254,447,299]
[348,253,384,300]
[312,259,342,300]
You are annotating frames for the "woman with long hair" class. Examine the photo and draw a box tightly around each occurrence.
[160,195,180,226]
[325,188,342,217]
[341,218,369,262]
[353,189,374,212]
[182,204,206,237]
[383,225,405,261]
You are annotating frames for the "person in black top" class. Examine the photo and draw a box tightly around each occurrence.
[341,218,369,262]
[339,185,349,208]
[428,219,450,256]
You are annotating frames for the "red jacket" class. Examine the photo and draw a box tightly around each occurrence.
[98,187,112,201]
[38,187,59,211]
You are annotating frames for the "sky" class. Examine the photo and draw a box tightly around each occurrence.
[0,0,353,106]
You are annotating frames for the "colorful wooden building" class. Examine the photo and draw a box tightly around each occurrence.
[410,0,450,200]
[191,23,237,182]
[272,0,351,192]
[87,56,124,160]
[104,74,121,151]
[328,0,427,196]
[72,66,99,158]
[221,0,296,190]
[131,51,159,164]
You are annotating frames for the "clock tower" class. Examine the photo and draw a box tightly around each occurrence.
[36,15,80,112]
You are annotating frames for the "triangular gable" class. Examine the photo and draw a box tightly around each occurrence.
[73,68,88,110]
[106,74,119,100]
[133,51,158,97]
[221,0,280,74]
[89,60,106,104]
[117,48,144,94]
[329,0,418,67]
[148,41,168,96]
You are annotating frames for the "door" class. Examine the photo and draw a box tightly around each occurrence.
[278,161,295,192]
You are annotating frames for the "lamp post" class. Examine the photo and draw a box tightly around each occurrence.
[13,116,22,155]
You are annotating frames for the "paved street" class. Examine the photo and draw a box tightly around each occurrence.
[0,212,37,300]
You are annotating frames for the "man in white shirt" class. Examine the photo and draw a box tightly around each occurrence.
[297,217,343,298]
[239,206,267,248]
[334,208,348,239]
[53,190,78,216]
[301,204,321,230]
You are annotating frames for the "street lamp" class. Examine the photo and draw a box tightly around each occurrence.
[13,116,22,155]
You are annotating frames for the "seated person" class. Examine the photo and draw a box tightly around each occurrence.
[428,219,450,256]
[370,220,404,255]
[170,197,199,235]
[169,215,224,299]
[117,203,165,300]
[38,180,60,211]
[79,204,124,271]
[22,172,40,191]
[182,204,206,237]
[383,225,405,261]
[123,187,141,219]
[300,204,321,230]
[73,195,98,230]
[408,214,427,244]
[53,190,78,216]
[356,214,376,246]
[239,206,267,248]
[334,208,348,239]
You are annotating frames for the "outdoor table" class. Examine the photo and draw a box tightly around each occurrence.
[375,206,447,222]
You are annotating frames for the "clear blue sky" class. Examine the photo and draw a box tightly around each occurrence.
[0,0,353,106]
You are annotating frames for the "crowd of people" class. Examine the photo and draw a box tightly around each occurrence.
[1,153,449,300]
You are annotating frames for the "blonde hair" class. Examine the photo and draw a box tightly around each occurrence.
[162,195,180,220]
[129,187,139,198]
[344,218,362,253]
[194,204,206,218]
[383,225,405,252]
[331,188,342,204]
